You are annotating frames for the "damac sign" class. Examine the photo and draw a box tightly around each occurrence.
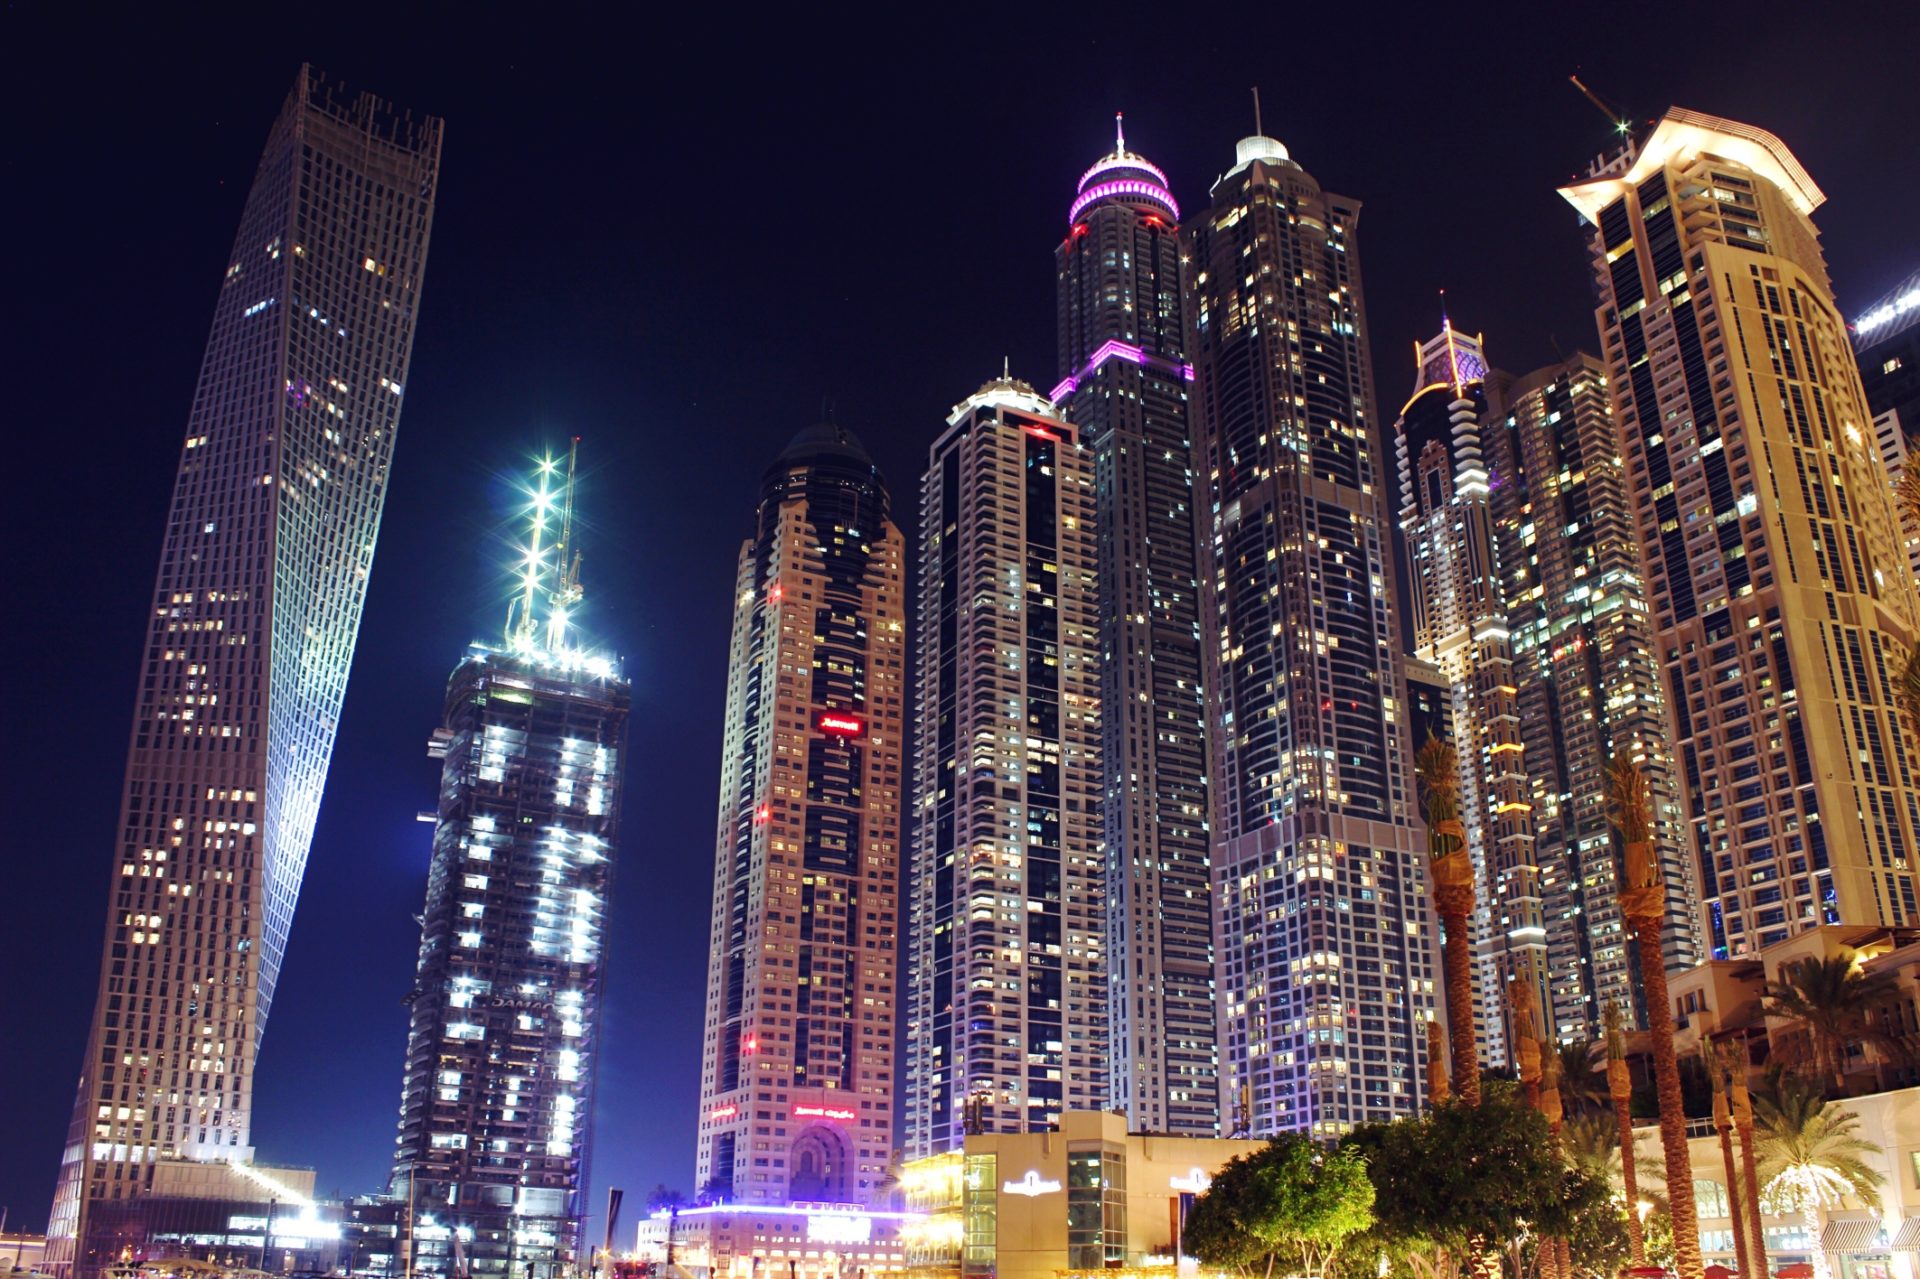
[816,712,866,738]
[1002,1170,1062,1197]
[792,1103,858,1122]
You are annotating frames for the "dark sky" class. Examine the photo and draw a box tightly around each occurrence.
[6,0,1917,1238]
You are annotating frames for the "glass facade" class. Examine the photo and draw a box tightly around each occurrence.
[46,65,441,1279]
[1187,136,1434,1136]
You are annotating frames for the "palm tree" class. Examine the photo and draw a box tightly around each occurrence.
[1564,1111,1669,1218]
[1604,1003,1647,1267]
[1555,1039,1609,1117]
[1764,956,1900,1094]
[1610,752,1701,1279]
[1419,735,1479,1106]
[1754,1077,1887,1279]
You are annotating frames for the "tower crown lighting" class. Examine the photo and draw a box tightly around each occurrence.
[1069,112,1178,224]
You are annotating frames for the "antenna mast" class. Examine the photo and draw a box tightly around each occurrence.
[1251,86,1264,138]
[1570,74,1632,137]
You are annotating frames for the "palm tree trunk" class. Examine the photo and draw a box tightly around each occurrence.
[1717,1120,1751,1279]
[1440,899,1480,1106]
[1636,913,1703,1279]
[1612,1059,1646,1266]
[1733,1104,1768,1275]
[1805,1203,1832,1279]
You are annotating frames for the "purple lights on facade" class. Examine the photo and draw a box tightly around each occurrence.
[1048,338,1195,402]
[1068,178,1179,225]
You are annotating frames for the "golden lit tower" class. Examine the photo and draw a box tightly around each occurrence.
[1560,109,1920,957]
[696,424,906,1204]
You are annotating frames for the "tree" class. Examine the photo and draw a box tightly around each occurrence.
[1418,736,1480,1106]
[1185,1133,1374,1279]
[1335,1086,1623,1279]
[1763,955,1900,1094]
[1754,1076,1887,1279]
[1609,752,1701,1279]
[1554,1041,1609,1118]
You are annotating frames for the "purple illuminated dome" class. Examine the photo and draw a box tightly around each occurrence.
[1069,112,1179,225]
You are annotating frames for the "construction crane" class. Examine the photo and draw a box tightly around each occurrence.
[1570,74,1634,137]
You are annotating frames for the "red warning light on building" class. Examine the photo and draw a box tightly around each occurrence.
[815,711,866,738]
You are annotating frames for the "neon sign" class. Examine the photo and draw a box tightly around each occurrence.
[793,1103,857,1122]
[1002,1170,1062,1197]
[807,1215,874,1244]
[816,712,866,738]
[708,1104,737,1121]
[1169,1168,1212,1193]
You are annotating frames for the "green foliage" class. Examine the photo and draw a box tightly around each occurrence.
[1753,1072,1886,1211]
[1764,956,1902,1091]
[1184,1133,1375,1279]
[1331,1086,1626,1279]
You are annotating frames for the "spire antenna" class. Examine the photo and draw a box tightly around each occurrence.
[1252,86,1264,138]
[546,437,583,653]
[1115,111,1125,154]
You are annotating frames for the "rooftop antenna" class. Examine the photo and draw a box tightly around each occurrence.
[1002,355,1011,380]
[1252,86,1264,138]
[1114,111,1125,154]
[1439,286,1449,326]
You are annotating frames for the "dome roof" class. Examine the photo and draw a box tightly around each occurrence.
[774,421,874,469]
[1069,113,1179,225]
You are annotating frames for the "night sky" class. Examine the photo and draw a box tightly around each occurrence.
[6,0,1918,1239]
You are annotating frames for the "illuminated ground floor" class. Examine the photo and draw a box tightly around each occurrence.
[633,1206,912,1279]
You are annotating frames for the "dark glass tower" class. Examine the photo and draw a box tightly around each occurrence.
[389,453,629,1279]
[1186,134,1434,1136]
[47,66,441,1279]
[1052,117,1215,1136]
[695,425,905,1204]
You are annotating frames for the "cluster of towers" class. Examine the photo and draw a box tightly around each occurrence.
[690,105,1920,1211]
[38,58,1920,1279]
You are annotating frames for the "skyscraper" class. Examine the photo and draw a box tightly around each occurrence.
[1560,109,1920,958]
[1051,117,1215,1136]
[1486,354,1703,1039]
[47,67,441,1279]
[1185,135,1434,1137]
[1852,271,1920,583]
[695,424,905,1204]
[388,449,627,1279]
[905,378,1104,1157]
[1392,321,1541,1066]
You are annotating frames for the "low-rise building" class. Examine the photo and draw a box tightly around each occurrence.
[898,1111,1264,1279]
[634,1206,913,1279]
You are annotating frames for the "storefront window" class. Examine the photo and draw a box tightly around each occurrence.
[1067,1143,1127,1270]
[963,1154,997,1279]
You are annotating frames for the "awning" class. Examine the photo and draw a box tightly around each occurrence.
[1890,1217,1920,1251]
[1822,1218,1890,1254]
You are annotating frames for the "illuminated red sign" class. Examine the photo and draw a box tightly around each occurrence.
[792,1103,857,1122]
[708,1104,738,1121]
[816,712,866,738]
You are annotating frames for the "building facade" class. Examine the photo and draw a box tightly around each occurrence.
[1185,134,1435,1136]
[1051,118,1215,1136]
[905,379,1104,1157]
[1487,354,1704,1040]
[695,424,906,1205]
[1393,321,1541,1065]
[47,66,441,1279]
[389,453,629,1279]
[1560,109,1920,959]
[1853,271,1920,584]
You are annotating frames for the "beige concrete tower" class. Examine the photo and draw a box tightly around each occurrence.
[695,424,906,1205]
[1561,109,1920,958]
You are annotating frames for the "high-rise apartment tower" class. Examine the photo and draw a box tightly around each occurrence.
[1560,109,1920,957]
[1185,135,1434,1136]
[695,424,905,1204]
[1393,321,1541,1066]
[1487,354,1703,1039]
[905,378,1104,1157]
[1051,117,1215,1136]
[47,67,441,1279]
[388,450,627,1279]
